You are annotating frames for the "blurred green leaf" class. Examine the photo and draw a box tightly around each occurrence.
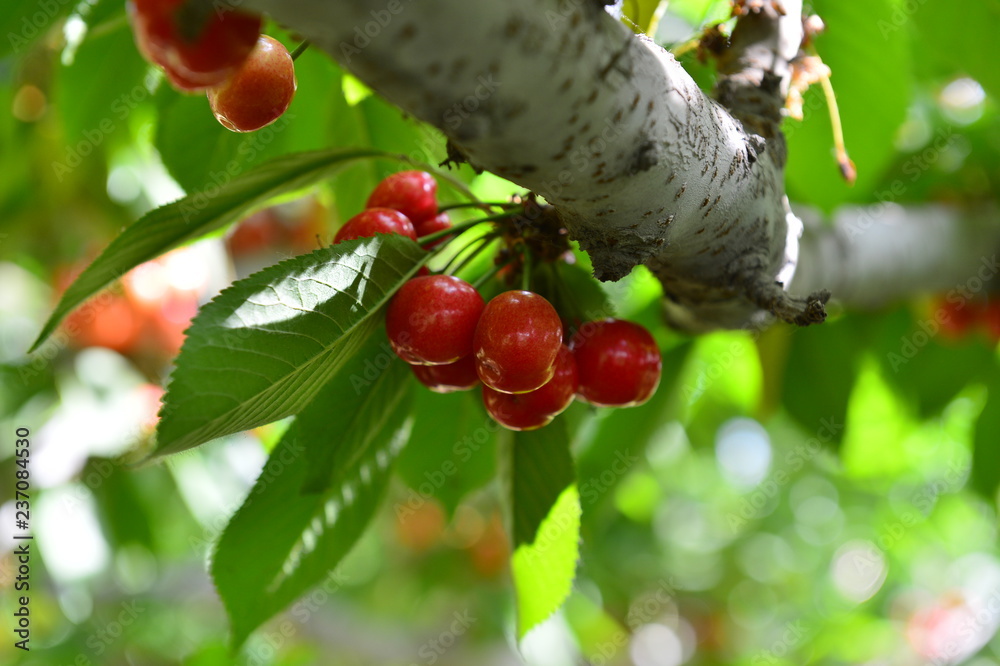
[912,0,1000,100]
[1,0,75,59]
[396,389,498,516]
[32,148,394,350]
[780,317,866,445]
[156,234,425,456]
[511,484,581,638]
[621,0,667,35]
[784,0,912,211]
[212,355,413,649]
[875,307,996,417]
[53,24,149,168]
[505,418,576,547]
[971,375,1000,499]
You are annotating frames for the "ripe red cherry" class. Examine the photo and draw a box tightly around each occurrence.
[334,208,417,243]
[386,275,484,365]
[128,0,261,91]
[207,35,297,132]
[411,356,480,393]
[983,300,1000,343]
[570,319,661,407]
[936,298,979,340]
[483,345,577,430]
[367,171,438,224]
[474,291,563,394]
[416,212,453,248]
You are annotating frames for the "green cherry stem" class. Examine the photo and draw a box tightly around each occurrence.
[444,233,501,276]
[437,201,517,213]
[520,246,532,292]
[290,41,310,61]
[472,259,512,290]
[419,207,523,247]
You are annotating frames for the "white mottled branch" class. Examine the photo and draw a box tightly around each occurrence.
[791,204,1000,308]
[229,0,823,329]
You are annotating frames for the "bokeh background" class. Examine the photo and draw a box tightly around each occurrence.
[2,0,1000,664]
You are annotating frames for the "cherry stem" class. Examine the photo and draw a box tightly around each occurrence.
[442,233,501,276]
[472,259,511,290]
[418,207,523,246]
[290,41,310,61]
[520,246,531,292]
[437,201,517,213]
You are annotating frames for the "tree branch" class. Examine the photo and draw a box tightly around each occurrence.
[791,203,1000,308]
[229,0,823,329]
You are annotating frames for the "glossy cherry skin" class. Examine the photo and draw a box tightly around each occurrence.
[207,35,297,132]
[334,208,417,243]
[416,212,453,248]
[386,275,484,365]
[411,356,480,393]
[473,290,563,394]
[483,345,577,430]
[128,0,262,91]
[367,171,438,224]
[570,319,661,407]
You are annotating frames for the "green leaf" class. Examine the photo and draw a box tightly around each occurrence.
[971,375,1000,500]
[780,317,865,445]
[505,419,576,548]
[912,0,1000,101]
[31,148,393,351]
[1,0,75,59]
[784,0,912,212]
[875,307,996,417]
[511,484,581,638]
[155,233,426,456]
[395,389,499,516]
[211,352,414,649]
[620,0,668,35]
[53,20,148,156]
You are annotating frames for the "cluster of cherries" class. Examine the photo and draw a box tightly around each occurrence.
[336,171,663,431]
[127,0,296,132]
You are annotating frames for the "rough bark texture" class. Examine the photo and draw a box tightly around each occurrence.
[222,0,999,330]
